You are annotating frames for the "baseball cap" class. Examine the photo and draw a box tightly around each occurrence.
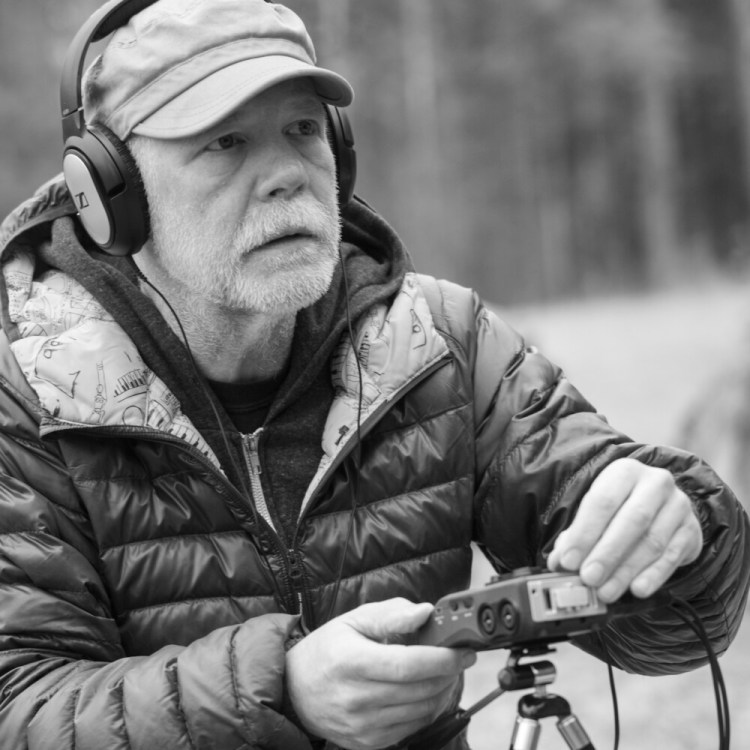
[83,0,354,141]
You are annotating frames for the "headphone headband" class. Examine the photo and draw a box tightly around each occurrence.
[61,0,160,141]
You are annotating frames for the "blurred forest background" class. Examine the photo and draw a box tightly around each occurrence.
[2,0,750,305]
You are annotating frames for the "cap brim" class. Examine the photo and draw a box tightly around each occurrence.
[131,56,354,139]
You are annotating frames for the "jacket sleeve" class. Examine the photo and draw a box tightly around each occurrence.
[0,453,311,749]
[464,293,750,675]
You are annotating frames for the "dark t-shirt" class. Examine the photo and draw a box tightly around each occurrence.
[207,376,283,434]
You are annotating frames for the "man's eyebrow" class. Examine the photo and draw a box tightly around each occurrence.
[184,95,326,145]
[179,113,251,149]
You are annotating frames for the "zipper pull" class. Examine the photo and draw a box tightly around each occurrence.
[246,434,262,476]
[288,549,305,617]
[288,550,303,585]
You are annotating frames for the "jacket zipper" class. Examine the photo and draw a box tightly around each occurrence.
[241,428,310,618]
[240,429,275,532]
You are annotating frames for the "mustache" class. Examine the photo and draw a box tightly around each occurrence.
[232,198,340,252]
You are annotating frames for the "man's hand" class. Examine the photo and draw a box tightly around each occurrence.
[547,458,703,602]
[285,597,476,750]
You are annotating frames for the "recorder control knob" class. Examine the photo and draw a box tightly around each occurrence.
[500,601,518,631]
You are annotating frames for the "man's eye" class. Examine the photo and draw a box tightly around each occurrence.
[290,119,321,137]
[206,134,245,151]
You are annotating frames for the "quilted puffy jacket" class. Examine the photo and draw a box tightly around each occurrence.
[0,177,748,749]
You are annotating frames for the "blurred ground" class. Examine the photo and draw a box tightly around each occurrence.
[464,276,750,750]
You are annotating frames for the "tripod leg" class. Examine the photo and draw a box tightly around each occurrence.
[557,713,595,750]
[509,716,541,750]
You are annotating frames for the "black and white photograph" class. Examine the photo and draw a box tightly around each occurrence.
[0,2,748,748]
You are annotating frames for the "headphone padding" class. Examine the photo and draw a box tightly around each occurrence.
[97,123,151,246]
[62,124,150,255]
[326,105,357,207]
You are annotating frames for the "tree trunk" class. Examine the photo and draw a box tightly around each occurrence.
[399,0,455,277]
[317,0,351,73]
[634,0,680,286]
[727,0,750,207]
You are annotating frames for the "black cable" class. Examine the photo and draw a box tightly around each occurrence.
[669,599,730,750]
[137,274,246,489]
[323,251,365,625]
[136,271,284,602]
[596,634,620,750]
[606,661,619,750]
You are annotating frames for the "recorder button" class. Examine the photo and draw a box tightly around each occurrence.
[551,585,590,610]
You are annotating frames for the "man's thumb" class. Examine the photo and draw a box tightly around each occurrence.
[345,598,434,642]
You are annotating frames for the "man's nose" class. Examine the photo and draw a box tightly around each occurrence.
[254,142,309,200]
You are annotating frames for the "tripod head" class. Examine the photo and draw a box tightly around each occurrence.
[397,644,594,750]
[502,647,594,750]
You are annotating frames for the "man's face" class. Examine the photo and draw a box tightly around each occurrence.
[131,78,342,315]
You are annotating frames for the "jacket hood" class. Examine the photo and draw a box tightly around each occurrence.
[0,175,413,473]
[0,175,75,261]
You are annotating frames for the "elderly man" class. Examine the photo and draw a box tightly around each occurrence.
[0,1,747,748]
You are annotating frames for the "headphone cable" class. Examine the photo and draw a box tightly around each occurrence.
[323,247,364,625]
[135,268,285,602]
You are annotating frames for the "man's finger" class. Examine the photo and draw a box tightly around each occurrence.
[582,487,699,600]
[630,514,703,597]
[577,475,679,587]
[550,459,641,570]
[344,638,476,683]
[344,598,435,641]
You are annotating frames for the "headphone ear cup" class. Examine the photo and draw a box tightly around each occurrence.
[325,105,357,207]
[62,124,150,255]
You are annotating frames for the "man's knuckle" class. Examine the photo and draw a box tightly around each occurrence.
[663,543,685,567]
[642,529,668,558]
[627,504,657,532]
[342,691,368,713]
[646,466,675,492]
[588,489,623,522]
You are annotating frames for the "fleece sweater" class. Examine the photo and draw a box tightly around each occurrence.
[36,197,411,547]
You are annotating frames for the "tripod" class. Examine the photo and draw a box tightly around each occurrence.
[509,681,594,750]
[400,644,595,750]
[501,646,594,750]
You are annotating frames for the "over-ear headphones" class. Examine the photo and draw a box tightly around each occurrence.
[60,0,357,257]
